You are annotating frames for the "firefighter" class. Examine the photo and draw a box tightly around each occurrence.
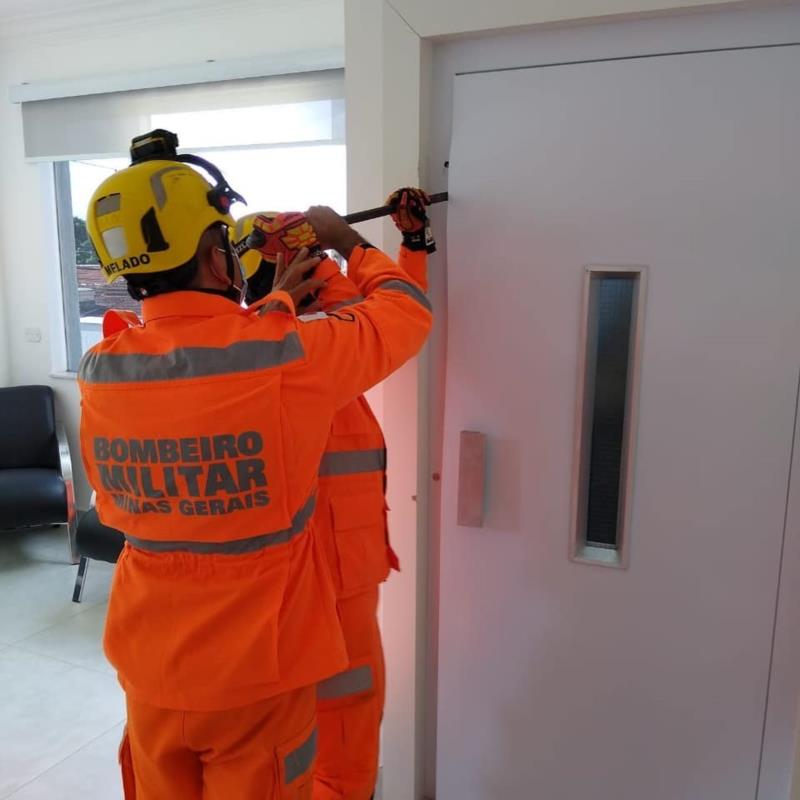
[79,137,432,799]
[232,188,433,800]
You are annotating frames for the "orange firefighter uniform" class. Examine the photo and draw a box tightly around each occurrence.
[306,248,428,800]
[78,244,432,799]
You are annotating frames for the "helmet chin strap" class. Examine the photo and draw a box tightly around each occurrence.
[222,234,247,305]
[193,228,247,304]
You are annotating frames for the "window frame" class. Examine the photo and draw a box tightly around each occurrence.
[53,161,84,373]
[52,96,346,373]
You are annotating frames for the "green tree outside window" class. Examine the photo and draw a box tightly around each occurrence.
[73,216,99,265]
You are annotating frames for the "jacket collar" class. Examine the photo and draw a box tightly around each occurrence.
[142,291,245,324]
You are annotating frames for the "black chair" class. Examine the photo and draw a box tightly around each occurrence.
[72,506,124,603]
[0,385,78,563]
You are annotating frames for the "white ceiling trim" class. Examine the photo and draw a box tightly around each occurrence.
[0,0,320,41]
[8,48,345,103]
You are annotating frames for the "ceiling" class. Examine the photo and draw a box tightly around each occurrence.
[0,0,339,41]
[0,0,187,19]
[0,0,319,20]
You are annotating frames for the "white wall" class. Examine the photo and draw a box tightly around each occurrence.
[0,55,9,387]
[345,4,429,798]
[0,310,7,386]
[0,0,344,507]
[0,193,9,386]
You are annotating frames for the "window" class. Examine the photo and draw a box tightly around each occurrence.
[571,266,647,568]
[54,100,346,371]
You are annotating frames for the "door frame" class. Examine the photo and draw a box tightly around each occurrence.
[423,6,800,797]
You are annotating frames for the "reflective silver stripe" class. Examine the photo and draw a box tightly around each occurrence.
[149,166,183,209]
[124,494,316,555]
[318,448,386,477]
[95,194,121,216]
[284,728,317,785]
[328,296,364,311]
[79,334,304,384]
[317,665,374,700]
[378,279,432,312]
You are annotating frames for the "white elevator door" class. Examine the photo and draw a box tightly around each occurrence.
[437,46,800,800]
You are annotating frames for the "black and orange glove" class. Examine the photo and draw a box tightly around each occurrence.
[243,212,327,309]
[245,211,324,266]
[386,187,436,253]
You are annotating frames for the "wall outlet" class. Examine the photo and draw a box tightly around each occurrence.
[24,327,42,343]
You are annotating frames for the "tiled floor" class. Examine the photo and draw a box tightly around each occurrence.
[0,528,124,799]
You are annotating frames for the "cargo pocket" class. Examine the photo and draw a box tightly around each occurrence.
[276,717,317,799]
[331,493,392,595]
[118,726,137,800]
[316,659,381,780]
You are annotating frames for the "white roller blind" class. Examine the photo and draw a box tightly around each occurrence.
[22,69,344,161]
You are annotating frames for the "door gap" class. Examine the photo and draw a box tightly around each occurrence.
[755,366,800,800]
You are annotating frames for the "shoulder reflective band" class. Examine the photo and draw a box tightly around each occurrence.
[317,665,374,700]
[285,728,317,785]
[378,279,432,312]
[318,448,386,477]
[328,296,364,311]
[124,494,316,555]
[78,334,304,384]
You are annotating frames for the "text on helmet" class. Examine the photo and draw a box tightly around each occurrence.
[103,253,152,278]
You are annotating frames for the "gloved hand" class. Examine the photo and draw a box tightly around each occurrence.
[245,211,323,266]
[257,248,325,314]
[305,205,366,258]
[386,187,436,253]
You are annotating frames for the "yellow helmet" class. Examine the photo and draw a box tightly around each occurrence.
[87,158,239,283]
[230,212,273,280]
[229,213,280,305]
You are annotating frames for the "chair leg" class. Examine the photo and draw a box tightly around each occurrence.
[72,557,89,603]
[66,517,79,565]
